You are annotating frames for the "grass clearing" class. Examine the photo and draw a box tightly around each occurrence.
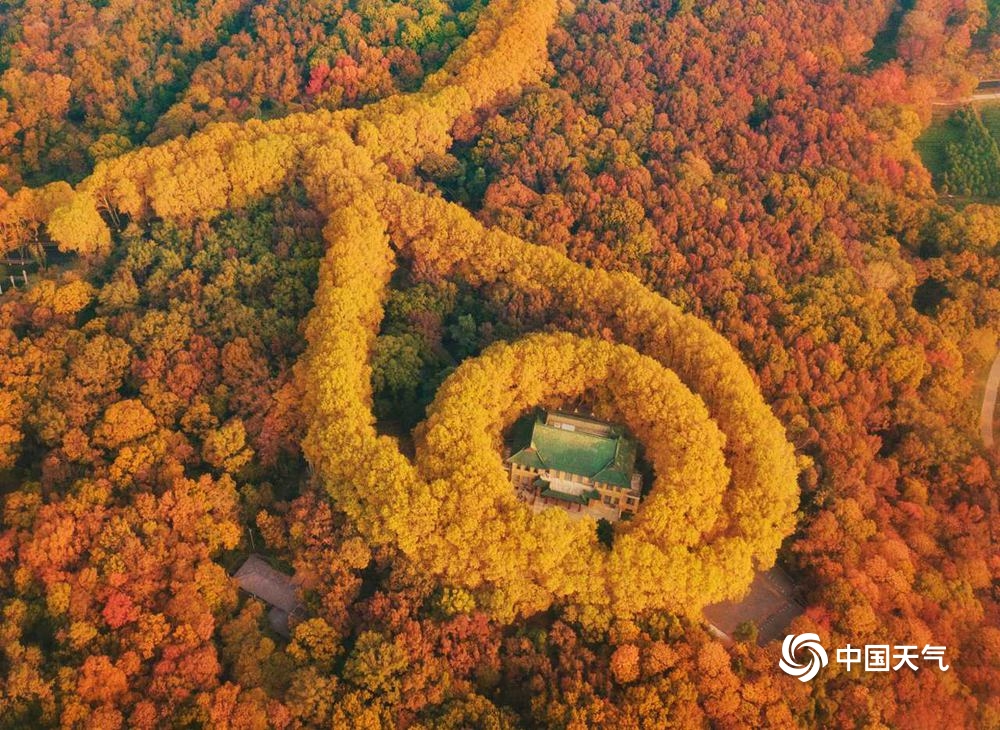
[915,101,1000,198]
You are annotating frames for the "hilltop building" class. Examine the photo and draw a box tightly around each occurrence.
[506,411,642,522]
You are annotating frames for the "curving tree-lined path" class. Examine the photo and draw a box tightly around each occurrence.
[981,349,1000,449]
[2,0,799,625]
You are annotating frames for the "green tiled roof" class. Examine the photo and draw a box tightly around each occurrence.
[594,435,636,488]
[510,448,545,470]
[508,413,637,489]
[540,488,600,505]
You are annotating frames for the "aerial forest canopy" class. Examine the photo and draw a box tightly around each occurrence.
[0,0,997,727]
[0,0,799,622]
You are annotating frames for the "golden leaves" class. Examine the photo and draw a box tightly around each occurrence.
[47,192,111,256]
[0,0,798,627]
[93,399,157,450]
[300,183,795,623]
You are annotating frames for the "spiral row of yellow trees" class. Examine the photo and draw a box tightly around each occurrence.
[4,0,799,625]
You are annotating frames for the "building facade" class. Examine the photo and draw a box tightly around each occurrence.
[507,411,642,522]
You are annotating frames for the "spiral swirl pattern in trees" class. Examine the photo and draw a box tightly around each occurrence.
[5,0,799,625]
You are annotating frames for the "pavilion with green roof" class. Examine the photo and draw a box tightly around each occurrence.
[507,411,641,520]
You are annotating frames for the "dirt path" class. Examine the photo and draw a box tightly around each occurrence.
[934,91,1000,106]
[980,349,1000,448]
[933,81,1000,107]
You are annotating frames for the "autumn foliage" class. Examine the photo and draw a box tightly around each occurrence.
[299,183,797,623]
[0,0,998,727]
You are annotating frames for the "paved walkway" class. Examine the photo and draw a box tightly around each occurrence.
[933,80,1000,107]
[934,91,1000,106]
[980,349,1000,449]
[703,566,803,645]
[517,488,621,523]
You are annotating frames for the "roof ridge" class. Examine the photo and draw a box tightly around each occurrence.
[596,446,617,473]
[535,420,616,441]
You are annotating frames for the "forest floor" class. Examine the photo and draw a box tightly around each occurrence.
[0,248,74,296]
